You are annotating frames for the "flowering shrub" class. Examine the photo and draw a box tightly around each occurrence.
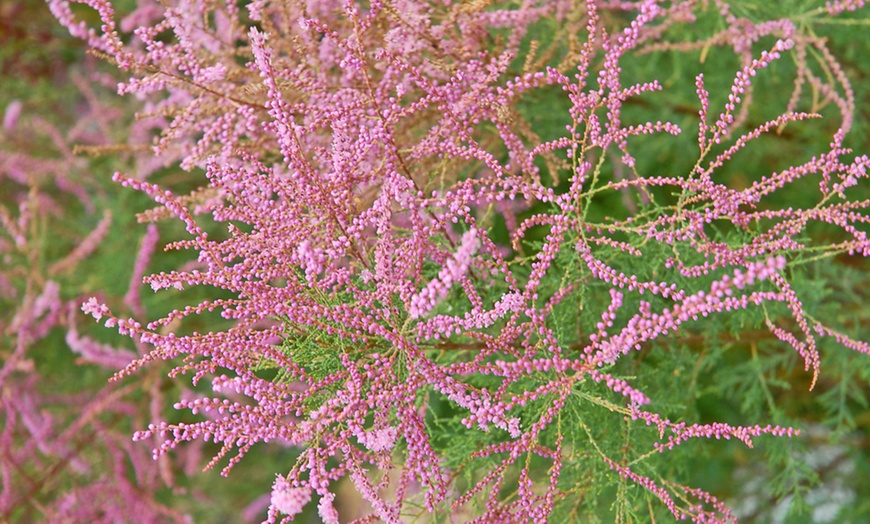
[48,0,870,522]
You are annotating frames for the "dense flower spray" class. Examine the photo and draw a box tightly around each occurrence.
[52,0,870,521]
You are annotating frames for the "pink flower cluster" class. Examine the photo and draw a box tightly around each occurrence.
[51,0,870,521]
[269,476,311,518]
[408,228,480,318]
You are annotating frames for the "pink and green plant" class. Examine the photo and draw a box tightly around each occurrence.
[22,0,870,521]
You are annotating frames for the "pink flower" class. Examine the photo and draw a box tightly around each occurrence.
[3,100,22,132]
[270,477,311,517]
